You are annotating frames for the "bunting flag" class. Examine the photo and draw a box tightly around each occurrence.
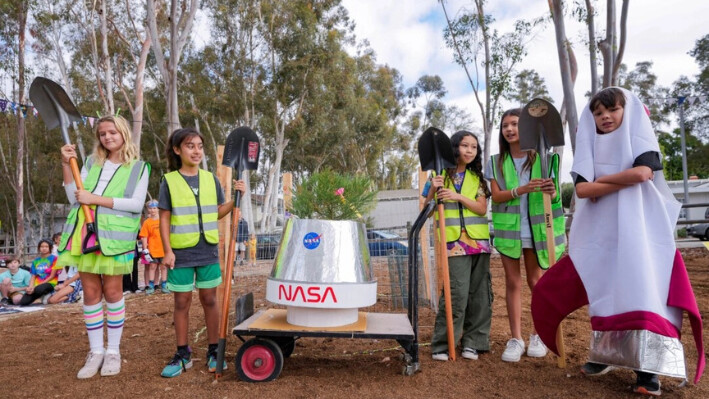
[82,116,88,126]
[88,117,95,127]
[10,102,16,112]
[32,108,38,118]
[0,99,6,112]
[19,105,28,118]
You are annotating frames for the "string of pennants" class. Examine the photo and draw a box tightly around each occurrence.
[0,98,98,127]
[645,95,708,106]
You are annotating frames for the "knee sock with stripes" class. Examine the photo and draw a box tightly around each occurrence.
[83,302,104,354]
[106,297,125,354]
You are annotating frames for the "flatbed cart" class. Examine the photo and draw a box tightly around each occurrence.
[231,201,435,382]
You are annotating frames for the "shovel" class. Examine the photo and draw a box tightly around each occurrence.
[418,127,457,360]
[29,77,100,254]
[215,126,260,379]
[518,98,566,368]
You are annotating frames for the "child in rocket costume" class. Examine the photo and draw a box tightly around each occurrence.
[531,87,704,396]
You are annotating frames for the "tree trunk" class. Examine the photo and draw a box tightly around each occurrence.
[611,0,629,85]
[584,0,599,95]
[99,0,115,114]
[599,0,615,88]
[476,0,493,164]
[16,2,27,257]
[132,36,151,149]
[549,0,579,153]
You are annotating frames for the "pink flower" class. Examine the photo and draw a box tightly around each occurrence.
[334,187,345,196]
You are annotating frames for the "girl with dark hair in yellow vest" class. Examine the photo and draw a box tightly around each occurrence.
[426,130,492,362]
[484,108,565,363]
[157,127,246,378]
[58,115,150,379]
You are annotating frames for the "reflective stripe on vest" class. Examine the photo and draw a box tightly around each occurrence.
[489,154,566,268]
[164,169,219,249]
[434,169,489,241]
[59,158,148,256]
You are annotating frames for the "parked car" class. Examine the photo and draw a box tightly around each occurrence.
[256,232,282,260]
[686,208,709,241]
[367,230,408,256]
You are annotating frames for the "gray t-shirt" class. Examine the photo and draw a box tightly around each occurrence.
[158,172,226,268]
[485,155,532,240]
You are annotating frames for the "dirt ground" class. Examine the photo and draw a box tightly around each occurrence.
[1,248,708,398]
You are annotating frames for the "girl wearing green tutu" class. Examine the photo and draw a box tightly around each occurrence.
[58,115,149,379]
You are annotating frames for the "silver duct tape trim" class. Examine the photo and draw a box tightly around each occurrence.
[589,330,686,379]
[270,218,373,284]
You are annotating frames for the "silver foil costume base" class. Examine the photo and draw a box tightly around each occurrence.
[588,329,686,378]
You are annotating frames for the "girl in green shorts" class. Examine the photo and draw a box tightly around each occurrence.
[58,115,150,378]
[158,127,246,378]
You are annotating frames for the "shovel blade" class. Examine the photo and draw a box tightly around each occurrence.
[418,127,456,174]
[222,126,260,173]
[29,77,82,138]
[518,98,565,152]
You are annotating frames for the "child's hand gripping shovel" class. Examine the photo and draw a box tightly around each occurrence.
[519,98,566,368]
[418,127,457,360]
[215,127,260,379]
[29,77,100,254]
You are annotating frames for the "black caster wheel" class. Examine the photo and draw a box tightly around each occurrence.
[235,338,284,382]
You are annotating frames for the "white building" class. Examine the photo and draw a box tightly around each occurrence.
[667,178,709,222]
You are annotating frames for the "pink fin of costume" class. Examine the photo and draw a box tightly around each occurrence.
[531,255,588,355]
[667,250,704,384]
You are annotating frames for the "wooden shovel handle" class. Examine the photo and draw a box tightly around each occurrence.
[437,203,456,361]
[216,206,240,378]
[543,192,566,368]
[69,157,94,223]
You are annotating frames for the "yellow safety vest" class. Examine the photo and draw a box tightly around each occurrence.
[164,170,220,249]
[434,169,489,242]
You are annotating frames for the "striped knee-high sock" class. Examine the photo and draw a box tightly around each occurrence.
[106,298,125,354]
[83,302,104,354]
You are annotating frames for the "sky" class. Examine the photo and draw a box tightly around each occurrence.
[341,0,709,182]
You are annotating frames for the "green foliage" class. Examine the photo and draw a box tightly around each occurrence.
[505,69,553,107]
[290,170,377,221]
[676,228,687,238]
[657,130,709,179]
[561,182,574,210]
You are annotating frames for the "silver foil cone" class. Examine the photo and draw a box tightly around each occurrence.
[588,329,686,379]
[269,218,373,284]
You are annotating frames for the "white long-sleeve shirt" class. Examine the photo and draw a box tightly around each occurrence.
[64,159,149,214]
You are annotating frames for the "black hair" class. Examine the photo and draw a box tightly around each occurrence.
[497,108,536,177]
[52,232,61,242]
[166,127,204,171]
[445,130,491,198]
[37,238,53,253]
[589,87,626,112]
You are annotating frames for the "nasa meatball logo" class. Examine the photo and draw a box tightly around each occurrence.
[303,232,322,250]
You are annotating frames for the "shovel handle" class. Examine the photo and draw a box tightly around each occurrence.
[543,192,566,368]
[69,157,94,224]
[216,206,240,378]
[436,203,456,361]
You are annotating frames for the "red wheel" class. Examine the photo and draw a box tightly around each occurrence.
[236,338,284,382]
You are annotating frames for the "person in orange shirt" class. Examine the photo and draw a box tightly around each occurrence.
[139,200,168,294]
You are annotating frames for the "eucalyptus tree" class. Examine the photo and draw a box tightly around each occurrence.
[441,0,535,163]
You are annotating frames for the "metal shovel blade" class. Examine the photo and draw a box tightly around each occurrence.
[418,127,456,174]
[29,77,82,144]
[518,98,565,153]
[222,126,260,172]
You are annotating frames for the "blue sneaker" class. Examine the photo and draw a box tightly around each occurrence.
[145,285,155,295]
[161,350,192,378]
[207,350,227,373]
[160,282,171,294]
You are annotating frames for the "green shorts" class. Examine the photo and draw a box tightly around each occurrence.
[167,263,222,293]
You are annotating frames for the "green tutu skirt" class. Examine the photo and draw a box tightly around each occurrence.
[58,208,135,276]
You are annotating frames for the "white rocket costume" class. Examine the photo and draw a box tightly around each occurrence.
[531,88,704,383]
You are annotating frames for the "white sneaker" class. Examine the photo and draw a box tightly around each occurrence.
[431,352,449,361]
[100,352,121,376]
[41,293,53,305]
[77,352,104,379]
[462,347,479,360]
[527,334,548,358]
[501,338,525,362]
